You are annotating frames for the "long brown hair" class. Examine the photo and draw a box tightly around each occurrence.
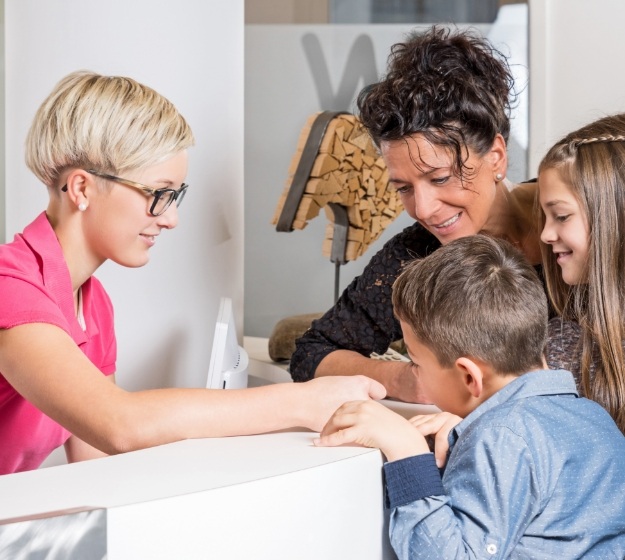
[538,113,625,432]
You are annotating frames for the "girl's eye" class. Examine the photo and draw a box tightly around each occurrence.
[556,214,570,223]
[396,185,411,195]
[431,176,450,185]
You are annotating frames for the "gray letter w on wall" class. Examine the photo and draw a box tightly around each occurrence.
[302,33,379,112]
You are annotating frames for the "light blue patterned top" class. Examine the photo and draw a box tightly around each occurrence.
[384,369,625,559]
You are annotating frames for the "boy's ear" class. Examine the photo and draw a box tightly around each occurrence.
[454,357,484,399]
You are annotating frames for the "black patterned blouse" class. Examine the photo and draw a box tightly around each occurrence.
[290,222,441,382]
[546,318,583,388]
[290,220,581,384]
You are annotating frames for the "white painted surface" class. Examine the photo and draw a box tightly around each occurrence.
[0,433,392,559]
[528,0,625,174]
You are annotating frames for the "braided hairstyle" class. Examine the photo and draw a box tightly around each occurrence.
[357,25,516,179]
[538,113,625,433]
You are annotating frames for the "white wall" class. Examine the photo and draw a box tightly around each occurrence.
[244,25,416,336]
[528,0,625,174]
[4,0,244,391]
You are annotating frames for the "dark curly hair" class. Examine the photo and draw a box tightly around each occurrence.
[358,26,516,179]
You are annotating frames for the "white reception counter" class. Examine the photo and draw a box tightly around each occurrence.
[0,432,390,559]
[0,337,436,559]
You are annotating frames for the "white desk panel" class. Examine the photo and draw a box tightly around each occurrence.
[0,432,392,559]
[1,336,432,559]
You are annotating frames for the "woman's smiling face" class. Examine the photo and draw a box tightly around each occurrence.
[381,134,505,245]
[81,150,189,270]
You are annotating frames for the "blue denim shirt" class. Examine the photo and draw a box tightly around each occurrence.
[384,370,625,559]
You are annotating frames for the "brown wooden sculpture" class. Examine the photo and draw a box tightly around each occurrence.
[272,111,403,264]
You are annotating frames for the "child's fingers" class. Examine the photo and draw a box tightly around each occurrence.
[407,413,462,468]
[408,414,445,435]
[434,431,451,468]
[318,401,364,437]
[407,414,430,427]
[322,405,364,429]
[313,427,357,448]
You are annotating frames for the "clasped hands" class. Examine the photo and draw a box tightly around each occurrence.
[314,400,461,467]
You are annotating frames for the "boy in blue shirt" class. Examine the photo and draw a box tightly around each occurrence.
[315,235,625,559]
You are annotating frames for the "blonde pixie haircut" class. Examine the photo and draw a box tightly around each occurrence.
[25,70,195,188]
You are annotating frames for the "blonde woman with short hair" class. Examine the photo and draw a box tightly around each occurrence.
[0,71,385,474]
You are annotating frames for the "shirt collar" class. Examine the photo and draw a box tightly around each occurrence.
[450,369,578,445]
[21,212,96,343]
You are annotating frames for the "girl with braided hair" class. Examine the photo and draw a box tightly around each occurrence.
[539,112,625,433]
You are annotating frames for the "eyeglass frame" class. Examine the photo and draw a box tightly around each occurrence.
[61,169,189,217]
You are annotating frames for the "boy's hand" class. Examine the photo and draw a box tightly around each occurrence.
[313,400,430,462]
[299,375,386,432]
[409,412,463,468]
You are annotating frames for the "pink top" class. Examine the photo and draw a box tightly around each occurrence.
[0,212,116,474]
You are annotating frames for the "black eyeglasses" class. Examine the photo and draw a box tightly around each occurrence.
[61,170,189,217]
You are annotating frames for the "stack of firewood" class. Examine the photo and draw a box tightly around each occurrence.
[271,113,403,262]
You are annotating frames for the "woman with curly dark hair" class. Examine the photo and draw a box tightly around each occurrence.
[291,26,541,402]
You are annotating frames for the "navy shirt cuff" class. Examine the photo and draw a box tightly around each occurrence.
[383,453,445,509]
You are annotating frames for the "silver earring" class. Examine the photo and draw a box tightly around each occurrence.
[495,173,504,182]
[78,202,87,212]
